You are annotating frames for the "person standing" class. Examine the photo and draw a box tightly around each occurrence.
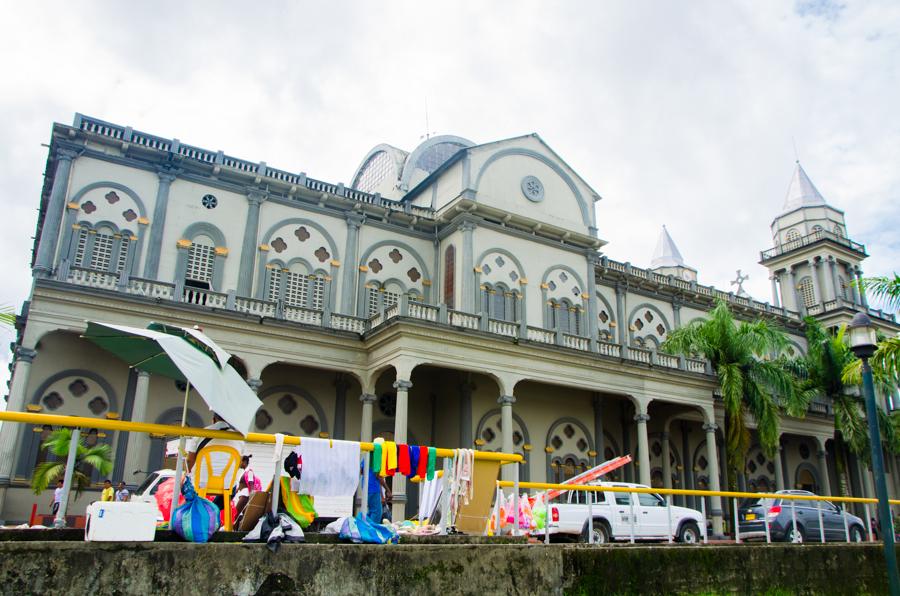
[51,479,63,516]
[115,481,130,502]
[100,479,114,502]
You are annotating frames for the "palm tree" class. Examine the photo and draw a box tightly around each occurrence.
[855,273,900,383]
[0,306,15,328]
[662,301,801,481]
[791,319,872,496]
[30,428,113,499]
[857,273,900,312]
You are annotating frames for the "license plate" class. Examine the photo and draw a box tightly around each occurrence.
[745,513,756,521]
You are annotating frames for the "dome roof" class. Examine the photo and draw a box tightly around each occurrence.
[399,135,475,191]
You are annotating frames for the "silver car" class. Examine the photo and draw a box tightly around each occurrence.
[737,490,867,543]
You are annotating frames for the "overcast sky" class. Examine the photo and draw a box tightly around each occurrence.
[1,1,898,387]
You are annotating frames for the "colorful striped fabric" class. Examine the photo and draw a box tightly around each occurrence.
[172,478,220,543]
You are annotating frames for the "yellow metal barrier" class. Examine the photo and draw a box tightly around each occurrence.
[497,480,900,506]
[0,411,523,464]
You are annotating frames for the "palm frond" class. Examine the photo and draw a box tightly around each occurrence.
[30,461,65,495]
[855,274,900,311]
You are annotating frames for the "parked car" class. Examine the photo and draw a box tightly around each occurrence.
[737,490,867,543]
[540,482,705,543]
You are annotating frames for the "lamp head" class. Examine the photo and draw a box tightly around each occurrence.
[848,311,878,359]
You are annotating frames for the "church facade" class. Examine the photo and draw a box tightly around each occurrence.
[0,114,896,527]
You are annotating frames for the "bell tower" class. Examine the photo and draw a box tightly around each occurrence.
[760,162,868,327]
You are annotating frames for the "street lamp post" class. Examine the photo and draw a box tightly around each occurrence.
[849,312,900,596]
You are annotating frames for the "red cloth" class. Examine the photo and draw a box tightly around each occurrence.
[398,444,411,476]
[417,445,428,478]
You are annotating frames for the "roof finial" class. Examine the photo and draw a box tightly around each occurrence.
[792,136,800,164]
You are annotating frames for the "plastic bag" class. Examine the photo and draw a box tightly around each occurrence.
[339,513,398,544]
[532,493,547,530]
[172,477,220,543]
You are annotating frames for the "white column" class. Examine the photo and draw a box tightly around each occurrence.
[635,412,651,486]
[392,379,412,521]
[855,266,869,308]
[661,431,672,490]
[359,394,376,443]
[498,394,516,482]
[809,259,823,308]
[703,422,724,536]
[122,371,152,484]
[785,267,798,312]
[774,444,786,491]
[827,257,840,303]
[0,348,37,518]
[770,274,781,307]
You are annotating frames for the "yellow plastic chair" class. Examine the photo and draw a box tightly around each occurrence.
[193,445,242,531]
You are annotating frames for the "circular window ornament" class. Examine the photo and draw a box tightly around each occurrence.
[201,194,218,209]
[520,176,544,203]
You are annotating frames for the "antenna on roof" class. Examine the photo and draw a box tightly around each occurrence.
[420,97,436,141]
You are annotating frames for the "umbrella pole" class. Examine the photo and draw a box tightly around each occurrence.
[169,382,191,526]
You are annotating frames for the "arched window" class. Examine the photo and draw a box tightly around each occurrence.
[833,224,845,238]
[443,245,455,308]
[785,228,801,246]
[186,239,215,289]
[839,276,849,300]
[366,282,402,317]
[798,276,815,308]
[74,226,131,274]
[811,224,824,236]
[552,299,582,334]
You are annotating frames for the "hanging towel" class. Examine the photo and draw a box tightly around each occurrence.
[385,441,398,476]
[426,447,437,480]
[417,446,428,478]
[398,444,411,476]
[297,437,361,497]
[371,443,383,474]
[407,445,420,478]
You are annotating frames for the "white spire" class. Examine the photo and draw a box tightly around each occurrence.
[651,225,686,268]
[782,162,826,212]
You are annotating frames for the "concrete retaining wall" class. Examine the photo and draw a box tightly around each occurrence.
[0,542,893,595]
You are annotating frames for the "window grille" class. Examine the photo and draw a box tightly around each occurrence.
[74,229,89,266]
[443,245,455,308]
[383,289,399,310]
[785,228,801,246]
[284,271,309,307]
[367,287,380,317]
[310,275,325,310]
[90,232,115,271]
[186,242,215,283]
[798,276,815,307]
[266,268,283,302]
[115,236,131,273]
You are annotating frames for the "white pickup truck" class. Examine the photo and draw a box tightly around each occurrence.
[541,482,704,543]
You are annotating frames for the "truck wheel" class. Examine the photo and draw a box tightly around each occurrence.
[581,520,610,544]
[850,526,865,543]
[677,522,701,544]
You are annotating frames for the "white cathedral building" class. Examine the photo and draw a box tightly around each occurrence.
[0,114,896,529]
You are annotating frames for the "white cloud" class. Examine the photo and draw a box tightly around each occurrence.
[0,0,898,389]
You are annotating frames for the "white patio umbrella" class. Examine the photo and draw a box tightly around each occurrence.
[83,321,262,524]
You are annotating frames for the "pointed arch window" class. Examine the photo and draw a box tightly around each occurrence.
[443,245,455,308]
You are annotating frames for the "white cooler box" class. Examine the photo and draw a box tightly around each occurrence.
[85,501,158,542]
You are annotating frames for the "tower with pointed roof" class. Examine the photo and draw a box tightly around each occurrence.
[760,162,869,328]
[650,225,697,282]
